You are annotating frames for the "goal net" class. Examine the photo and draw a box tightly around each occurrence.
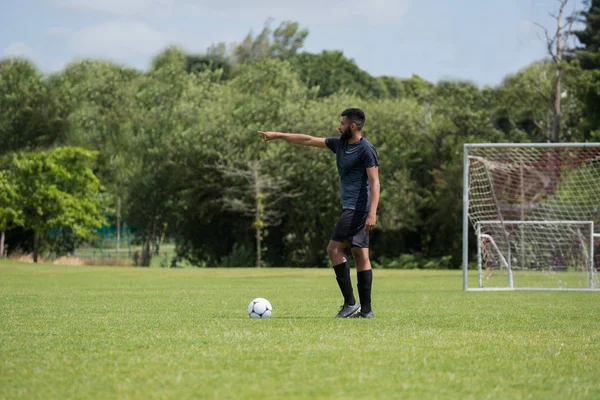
[463,143,600,291]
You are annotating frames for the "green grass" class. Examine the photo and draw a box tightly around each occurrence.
[470,268,598,289]
[1,261,599,399]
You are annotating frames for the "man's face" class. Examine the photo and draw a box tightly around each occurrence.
[338,116,353,140]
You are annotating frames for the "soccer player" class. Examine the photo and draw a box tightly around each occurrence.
[258,108,380,318]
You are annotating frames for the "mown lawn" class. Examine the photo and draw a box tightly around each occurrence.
[1,261,599,399]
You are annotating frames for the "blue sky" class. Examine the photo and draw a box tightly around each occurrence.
[0,0,586,87]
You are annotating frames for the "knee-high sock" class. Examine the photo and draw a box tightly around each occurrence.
[357,269,373,313]
[333,262,356,305]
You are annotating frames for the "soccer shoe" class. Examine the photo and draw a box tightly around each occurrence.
[335,303,360,318]
[350,310,374,319]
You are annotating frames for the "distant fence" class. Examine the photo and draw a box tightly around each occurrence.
[2,222,176,266]
[73,221,174,266]
[72,238,176,267]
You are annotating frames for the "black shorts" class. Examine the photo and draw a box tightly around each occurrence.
[331,209,369,248]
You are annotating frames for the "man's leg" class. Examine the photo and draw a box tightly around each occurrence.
[351,247,374,318]
[327,240,359,317]
[327,239,347,266]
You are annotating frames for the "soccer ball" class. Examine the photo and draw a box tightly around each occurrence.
[248,298,272,319]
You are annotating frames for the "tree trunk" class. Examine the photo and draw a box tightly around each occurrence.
[548,0,567,197]
[0,229,5,258]
[154,222,161,256]
[255,222,262,269]
[551,0,567,143]
[141,237,151,267]
[33,232,39,263]
[141,220,157,267]
[116,197,121,252]
[253,162,262,268]
[552,71,561,143]
[141,224,152,267]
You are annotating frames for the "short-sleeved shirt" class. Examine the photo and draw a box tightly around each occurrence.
[324,136,379,212]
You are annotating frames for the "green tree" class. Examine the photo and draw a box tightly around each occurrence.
[570,66,600,139]
[492,61,584,142]
[377,76,406,99]
[290,50,387,98]
[0,168,22,257]
[231,20,308,63]
[49,60,140,250]
[217,160,300,267]
[0,59,67,155]
[271,21,309,59]
[573,0,600,69]
[185,54,232,80]
[9,147,105,262]
[125,47,211,266]
[571,0,600,137]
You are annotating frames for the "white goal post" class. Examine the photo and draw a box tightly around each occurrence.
[462,143,600,291]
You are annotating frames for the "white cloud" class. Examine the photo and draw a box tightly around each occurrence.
[185,1,411,24]
[50,0,411,24]
[3,41,35,60]
[68,20,171,60]
[50,0,176,17]
[187,0,412,24]
[44,0,412,68]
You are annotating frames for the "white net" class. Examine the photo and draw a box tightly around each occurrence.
[467,145,600,289]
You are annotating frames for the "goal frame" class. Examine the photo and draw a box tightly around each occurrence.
[462,142,600,292]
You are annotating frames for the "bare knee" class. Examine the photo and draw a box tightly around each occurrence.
[351,247,372,272]
[327,241,346,265]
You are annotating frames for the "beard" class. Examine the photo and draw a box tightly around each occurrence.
[340,127,353,140]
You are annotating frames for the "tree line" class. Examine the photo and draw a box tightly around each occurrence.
[1,2,599,268]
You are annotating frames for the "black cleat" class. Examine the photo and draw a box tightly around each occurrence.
[335,303,360,318]
[350,310,374,319]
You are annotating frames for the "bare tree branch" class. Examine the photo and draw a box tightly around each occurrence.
[212,158,305,267]
[534,22,557,61]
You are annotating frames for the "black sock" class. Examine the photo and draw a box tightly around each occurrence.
[357,270,373,314]
[333,262,356,305]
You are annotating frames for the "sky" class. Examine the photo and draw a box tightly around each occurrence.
[0,0,587,87]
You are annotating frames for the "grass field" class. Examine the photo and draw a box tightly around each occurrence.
[1,261,599,399]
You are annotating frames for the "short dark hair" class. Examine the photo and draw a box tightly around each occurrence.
[341,108,366,129]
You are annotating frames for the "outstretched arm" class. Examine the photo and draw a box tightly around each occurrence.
[258,131,327,148]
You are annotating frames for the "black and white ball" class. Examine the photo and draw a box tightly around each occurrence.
[248,298,272,319]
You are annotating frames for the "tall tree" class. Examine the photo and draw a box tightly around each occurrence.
[493,62,554,142]
[185,54,232,80]
[0,59,67,155]
[50,60,140,250]
[535,0,577,142]
[227,20,308,64]
[9,147,105,262]
[571,0,600,138]
[218,160,300,268]
[573,0,600,69]
[271,21,309,59]
[290,50,387,98]
[125,47,208,266]
[0,168,22,258]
